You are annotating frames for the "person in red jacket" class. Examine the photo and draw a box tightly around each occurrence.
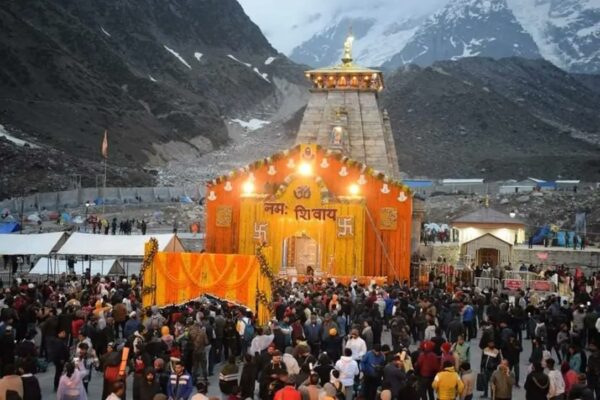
[416,340,441,400]
[274,375,301,400]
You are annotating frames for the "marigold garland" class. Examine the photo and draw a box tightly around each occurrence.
[256,244,274,313]
[140,237,158,295]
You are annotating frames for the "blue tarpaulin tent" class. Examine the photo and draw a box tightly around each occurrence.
[179,195,193,204]
[0,222,20,233]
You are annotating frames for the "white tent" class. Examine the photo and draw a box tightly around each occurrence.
[0,232,67,255]
[30,257,125,276]
[56,233,185,256]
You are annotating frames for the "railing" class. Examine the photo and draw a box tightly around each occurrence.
[474,277,501,291]
[503,278,556,292]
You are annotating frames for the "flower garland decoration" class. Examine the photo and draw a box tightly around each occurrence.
[203,144,412,197]
[255,244,275,313]
[140,237,158,295]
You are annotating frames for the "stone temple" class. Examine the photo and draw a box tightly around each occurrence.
[295,35,401,179]
[295,34,424,253]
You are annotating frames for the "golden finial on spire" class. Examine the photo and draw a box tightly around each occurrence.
[341,27,354,66]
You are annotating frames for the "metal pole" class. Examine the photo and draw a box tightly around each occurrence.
[103,157,107,214]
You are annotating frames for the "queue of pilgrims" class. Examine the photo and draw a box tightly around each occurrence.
[0,274,600,400]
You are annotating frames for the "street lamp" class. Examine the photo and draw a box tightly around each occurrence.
[509,210,516,218]
[85,201,90,232]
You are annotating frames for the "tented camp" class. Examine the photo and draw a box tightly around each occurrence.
[56,233,185,276]
[0,232,68,255]
[56,233,185,256]
[30,257,125,277]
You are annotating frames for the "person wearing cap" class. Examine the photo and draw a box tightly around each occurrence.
[124,311,141,340]
[415,340,439,400]
[322,328,343,363]
[440,341,457,371]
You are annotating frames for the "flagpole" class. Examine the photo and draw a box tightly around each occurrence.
[103,155,107,213]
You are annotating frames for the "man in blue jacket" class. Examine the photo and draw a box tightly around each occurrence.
[168,361,194,400]
[360,344,384,400]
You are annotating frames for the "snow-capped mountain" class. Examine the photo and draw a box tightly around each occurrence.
[288,0,600,73]
[384,0,540,69]
[289,0,447,67]
[508,0,600,74]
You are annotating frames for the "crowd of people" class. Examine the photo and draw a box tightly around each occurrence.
[0,271,600,400]
[87,217,147,236]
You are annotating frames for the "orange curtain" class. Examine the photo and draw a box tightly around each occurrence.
[142,252,272,323]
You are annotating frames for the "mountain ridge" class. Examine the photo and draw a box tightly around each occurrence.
[289,0,600,74]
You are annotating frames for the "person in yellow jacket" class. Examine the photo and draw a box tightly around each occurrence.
[432,360,465,400]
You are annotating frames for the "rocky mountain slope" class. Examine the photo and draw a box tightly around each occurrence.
[380,57,600,180]
[289,0,600,74]
[384,0,540,69]
[0,0,307,197]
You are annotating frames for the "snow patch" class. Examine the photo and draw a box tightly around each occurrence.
[231,119,271,132]
[0,124,39,148]
[227,54,251,67]
[164,45,192,69]
[194,52,203,61]
[148,75,157,82]
[252,67,271,83]
[227,55,271,83]
[100,26,111,37]
[577,23,600,38]
[264,56,276,65]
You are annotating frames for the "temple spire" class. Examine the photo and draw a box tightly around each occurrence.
[341,28,354,66]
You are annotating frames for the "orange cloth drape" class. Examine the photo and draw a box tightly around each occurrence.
[142,252,272,323]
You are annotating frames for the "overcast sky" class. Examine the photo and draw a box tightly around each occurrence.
[238,0,448,54]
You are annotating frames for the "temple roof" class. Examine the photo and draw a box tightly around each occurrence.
[452,208,525,226]
[303,33,384,89]
[305,63,382,75]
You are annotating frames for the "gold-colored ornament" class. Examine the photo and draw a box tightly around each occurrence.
[379,208,398,230]
[216,206,233,227]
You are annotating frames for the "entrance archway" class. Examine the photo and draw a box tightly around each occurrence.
[282,234,320,275]
[477,248,499,266]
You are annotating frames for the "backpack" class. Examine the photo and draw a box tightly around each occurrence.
[105,364,120,382]
[535,323,547,342]
[150,314,161,330]
[332,381,345,400]
[243,319,255,342]
[390,318,403,337]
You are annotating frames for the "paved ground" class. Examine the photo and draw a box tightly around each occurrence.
[36,328,534,400]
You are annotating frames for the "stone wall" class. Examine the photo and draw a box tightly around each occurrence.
[0,185,202,213]
[418,243,460,264]
[513,247,600,267]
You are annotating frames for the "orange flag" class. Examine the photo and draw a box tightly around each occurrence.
[101,130,108,159]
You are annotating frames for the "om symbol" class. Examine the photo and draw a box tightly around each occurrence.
[294,185,311,199]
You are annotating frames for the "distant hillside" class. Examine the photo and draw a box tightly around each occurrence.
[381,57,600,180]
[0,0,306,198]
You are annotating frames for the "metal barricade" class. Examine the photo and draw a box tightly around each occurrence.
[474,277,501,291]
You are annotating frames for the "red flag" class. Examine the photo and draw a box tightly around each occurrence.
[101,130,108,159]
